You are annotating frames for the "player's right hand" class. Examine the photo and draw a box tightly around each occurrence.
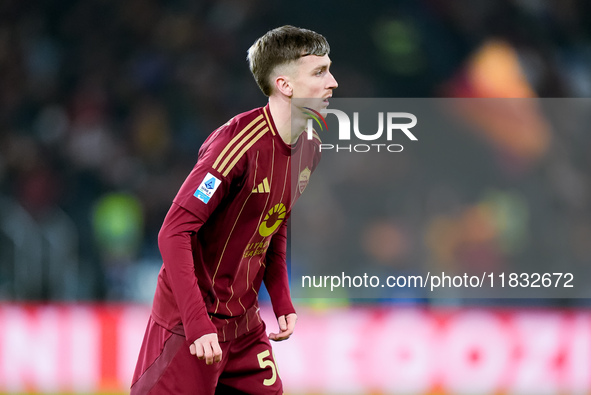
[190,333,222,365]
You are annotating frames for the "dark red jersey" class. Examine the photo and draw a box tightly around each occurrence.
[151,104,321,343]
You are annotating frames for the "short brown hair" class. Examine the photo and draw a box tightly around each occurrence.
[247,25,330,96]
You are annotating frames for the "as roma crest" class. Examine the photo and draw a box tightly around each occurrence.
[298,167,311,194]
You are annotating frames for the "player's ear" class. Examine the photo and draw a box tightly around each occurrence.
[274,75,293,97]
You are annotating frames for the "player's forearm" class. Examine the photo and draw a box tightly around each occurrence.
[158,203,216,342]
[264,221,296,317]
[264,268,296,318]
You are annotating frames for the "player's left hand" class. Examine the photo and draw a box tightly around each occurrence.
[269,313,297,342]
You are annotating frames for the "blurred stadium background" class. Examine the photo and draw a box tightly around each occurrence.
[1,0,590,393]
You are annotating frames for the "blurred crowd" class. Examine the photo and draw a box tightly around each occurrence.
[0,0,590,302]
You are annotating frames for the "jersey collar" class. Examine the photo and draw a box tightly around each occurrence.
[263,103,304,155]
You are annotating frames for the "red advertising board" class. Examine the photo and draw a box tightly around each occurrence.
[0,304,589,394]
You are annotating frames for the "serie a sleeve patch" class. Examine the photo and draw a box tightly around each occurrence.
[194,172,221,204]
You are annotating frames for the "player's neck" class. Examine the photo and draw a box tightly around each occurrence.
[268,96,305,146]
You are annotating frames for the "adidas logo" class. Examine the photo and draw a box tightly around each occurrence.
[252,177,270,193]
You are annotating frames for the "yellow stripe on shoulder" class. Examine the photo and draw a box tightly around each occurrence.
[222,127,269,177]
[212,114,264,172]
[217,120,266,175]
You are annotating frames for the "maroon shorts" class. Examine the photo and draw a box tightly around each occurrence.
[131,317,283,394]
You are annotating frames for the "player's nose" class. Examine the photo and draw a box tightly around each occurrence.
[327,71,338,90]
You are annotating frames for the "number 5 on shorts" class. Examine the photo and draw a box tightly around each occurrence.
[257,350,278,386]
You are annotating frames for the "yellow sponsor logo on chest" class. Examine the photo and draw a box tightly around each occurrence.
[259,203,287,237]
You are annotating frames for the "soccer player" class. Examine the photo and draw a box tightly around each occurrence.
[131,25,337,394]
